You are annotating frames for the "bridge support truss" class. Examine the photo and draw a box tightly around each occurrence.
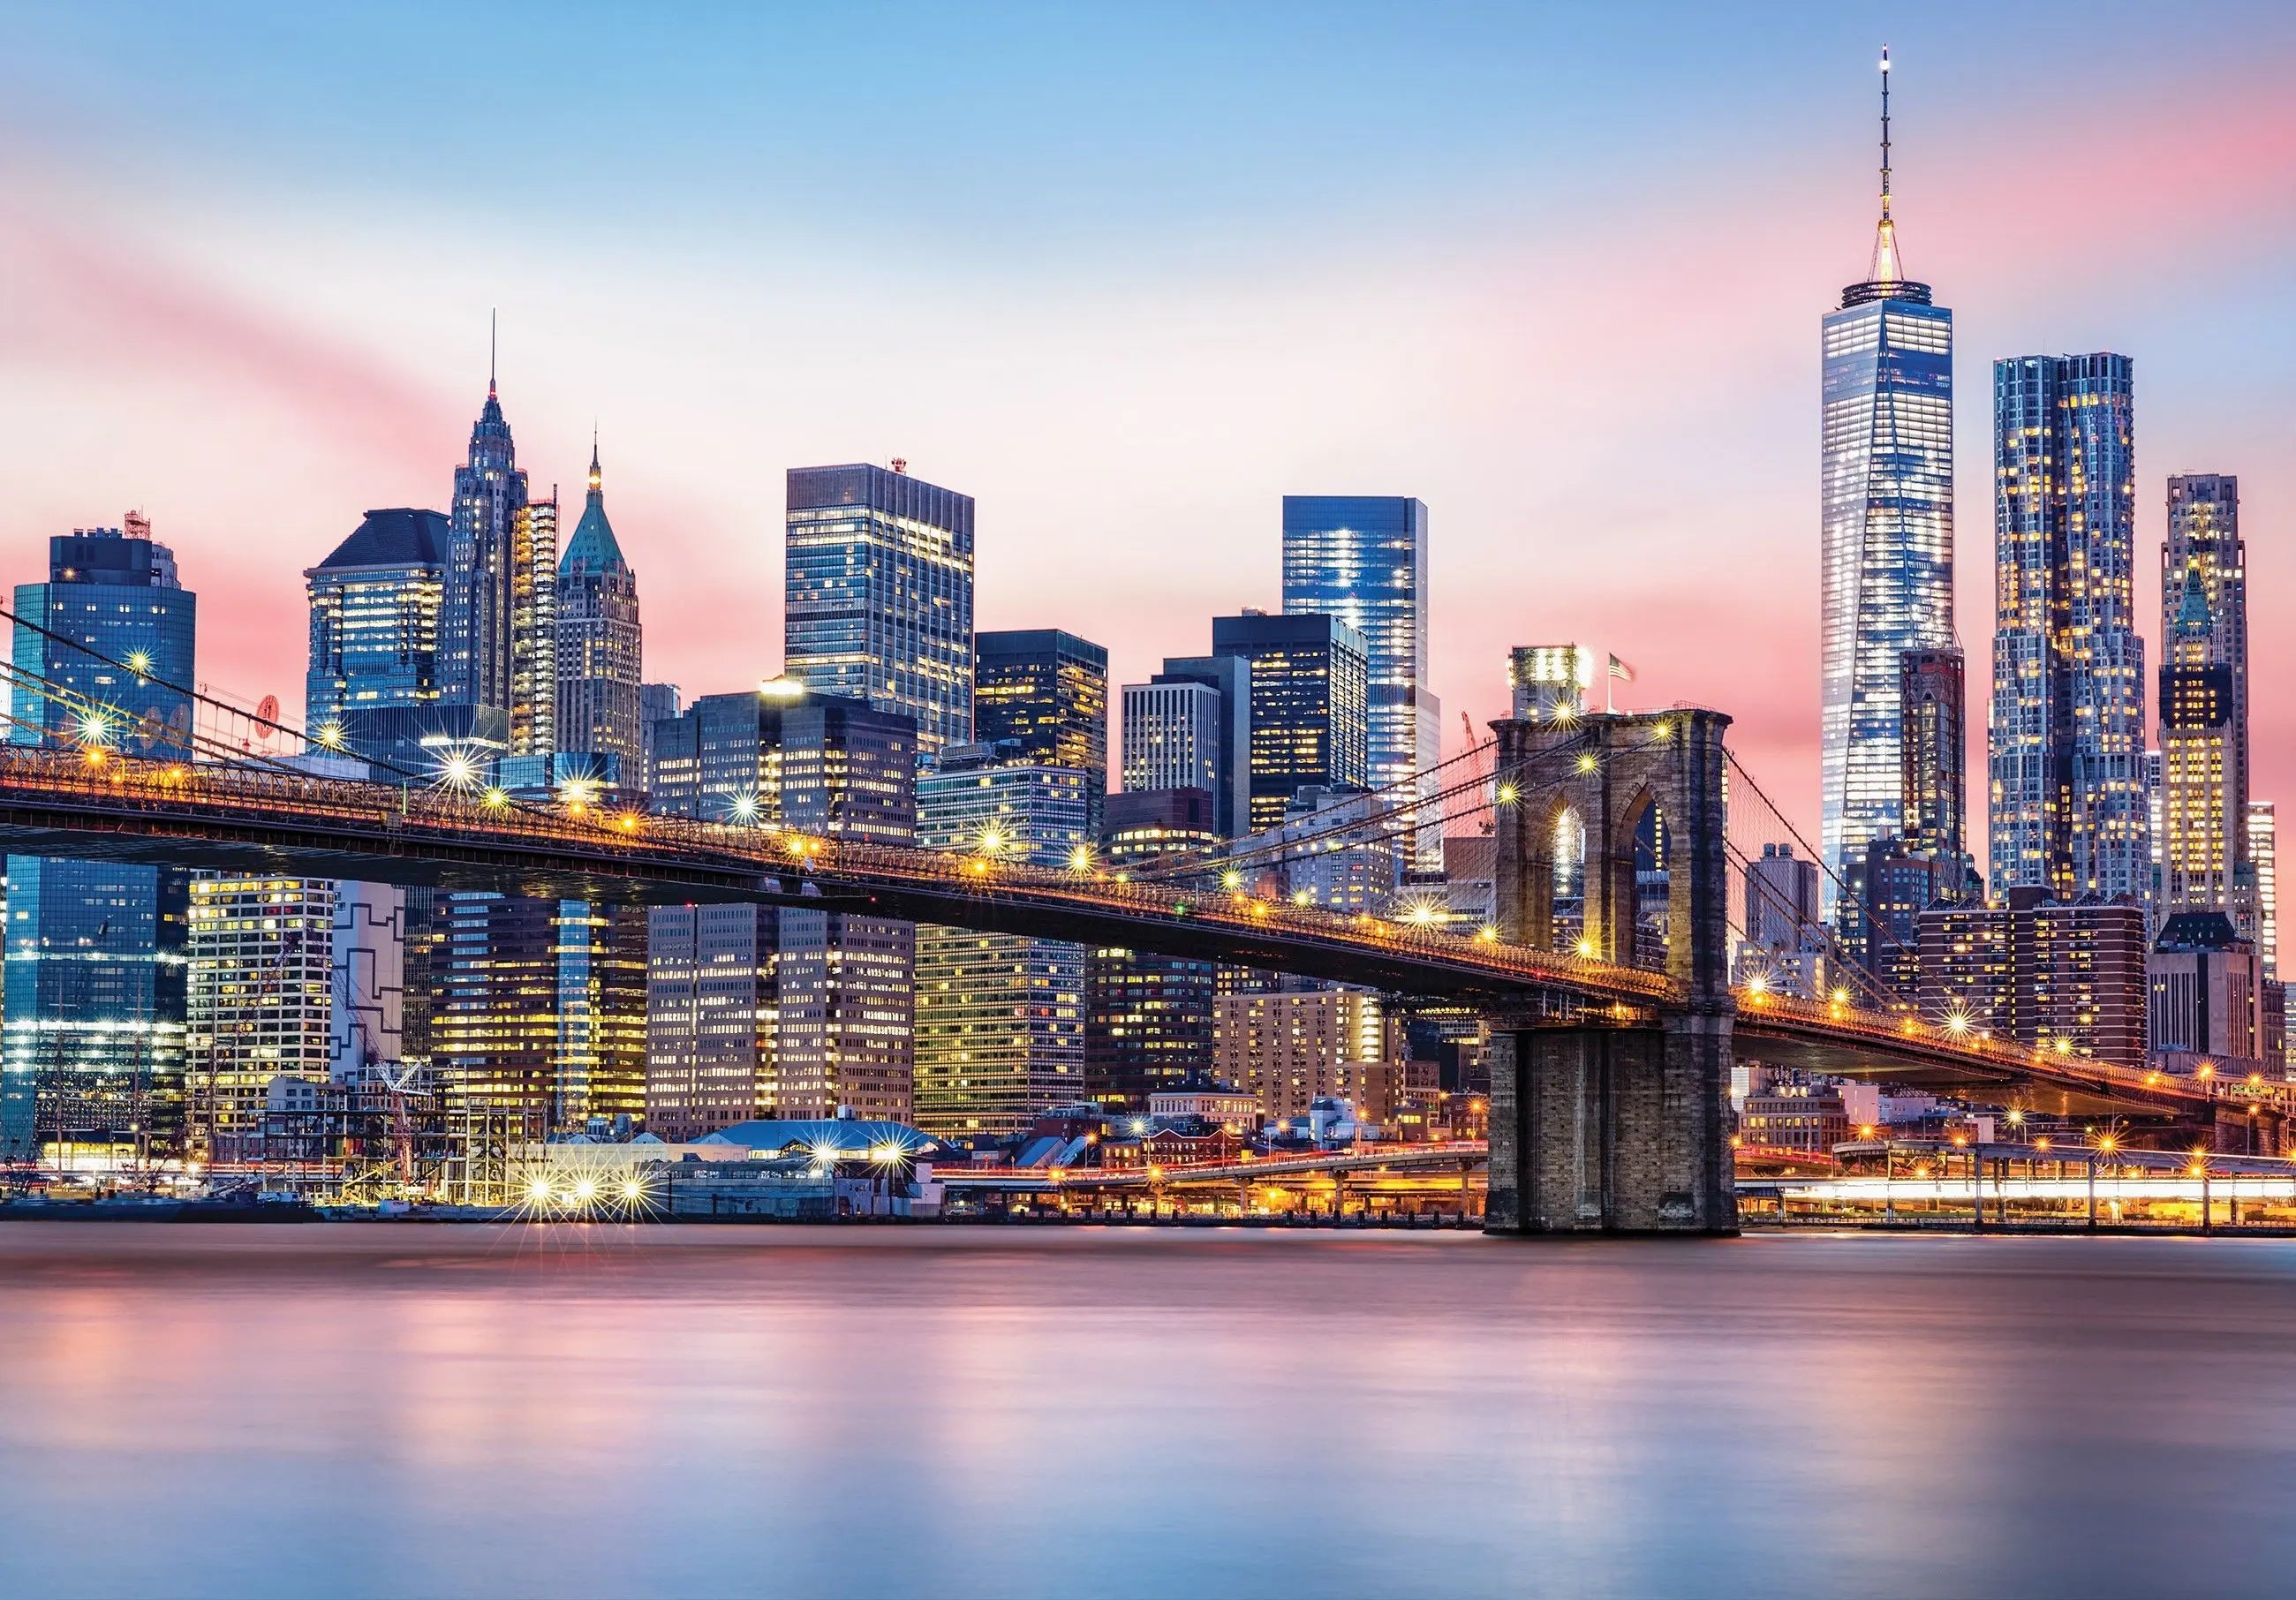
[1485,708,1737,1234]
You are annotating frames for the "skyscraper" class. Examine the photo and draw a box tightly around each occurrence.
[441,353,527,754]
[648,685,918,1119]
[646,903,778,1140]
[2158,474,2249,925]
[1989,353,2147,902]
[1085,789,1222,1113]
[1898,646,1967,863]
[555,440,644,774]
[1281,495,1440,869]
[1209,612,1369,835]
[1819,49,1954,916]
[4,522,197,1161]
[1133,654,1252,839]
[305,508,449,771]
[973,630,1108,833]
[510,491,557,757]
[913,748,1090,1136]
[2249,800,2278,980]
[784,462,975,758]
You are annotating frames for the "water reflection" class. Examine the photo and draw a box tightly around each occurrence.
[0,1226,2291,1598]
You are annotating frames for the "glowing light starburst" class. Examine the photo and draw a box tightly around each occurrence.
[77,710,114,747]
[728,790,761,825]
[559,776,602,812]
[432,749,482,793]
[313,721,347,751]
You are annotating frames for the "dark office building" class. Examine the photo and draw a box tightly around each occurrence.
[1209,612,1369,835]
[973,629,1108,834]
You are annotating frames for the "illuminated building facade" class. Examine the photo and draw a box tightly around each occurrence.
[973,630,1106,834]
[784,462,974,758]
[1509,645,1592,721]
[305,508,447,769]
[1989,354,2148,904]
[555,442,644,774]
[4,522,196,1162]
[1917,889,2148,1066]
[434,893,647,1136]
[913,748,1089,1136]
[186,875,336,1164]
[2249,800,2277,979]
[510,492,556,757]
[1085,789,1221,1112]
[646,904,778,1140]
[1212,988,1388,1122]
[650,685,918,1121]
[1210,612,1368,836]
[1899,646,1967,863]
[1819,53,1954,917]
[2158,474,2248,928]
[1281,496,1440,870]
[442,364,530,749]
[1129,654,1251,839]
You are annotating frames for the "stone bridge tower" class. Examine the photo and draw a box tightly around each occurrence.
[1485,708,1737,1234]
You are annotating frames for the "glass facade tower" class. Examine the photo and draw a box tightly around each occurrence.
[1818,55,1953,917]
[1280,496,1440,870]
[785,463,975,759]
[4,523,197,1162]
[304,507,448,772]
[1209,613,1369,836]
[1988,353,2148,904]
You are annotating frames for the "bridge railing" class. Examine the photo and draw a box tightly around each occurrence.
[1741,988,2291,1113]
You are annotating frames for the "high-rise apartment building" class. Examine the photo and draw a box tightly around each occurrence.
[1281,495,1440,869]
[1917,890,2148,1066]
[2249,801,2278,979]
[305,508,449,772]
[185,874,336,1165]
[913,748,1090,1136]
[4,522,197,1162]
[555,442,643,774]
[1819,50,1954,916]
[645,903,779,1140]
[784,462,974,758]
[648,685,918,1120]
[1210,612,1369,835]
[1990,353,2146,903]
[1212,988,1388,1122]
[441,363,527,755]
[2158,474,2249,926]
[973,630,1107,834]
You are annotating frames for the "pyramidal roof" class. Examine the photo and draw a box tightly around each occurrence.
[316,508,449,570]
[560,436,628,574]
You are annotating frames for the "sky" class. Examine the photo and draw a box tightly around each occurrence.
[4,1,2293,856]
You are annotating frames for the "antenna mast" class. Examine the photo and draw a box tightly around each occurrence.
[1879,45,1892,222]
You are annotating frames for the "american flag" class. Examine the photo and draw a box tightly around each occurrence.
[1607,654,1635,683]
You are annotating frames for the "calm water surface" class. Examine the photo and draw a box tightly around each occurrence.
[0,1224,2291,1599]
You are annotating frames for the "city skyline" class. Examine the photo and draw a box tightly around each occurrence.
[4,8,2295,865]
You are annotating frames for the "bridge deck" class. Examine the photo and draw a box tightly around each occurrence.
[0,749,2268,1124]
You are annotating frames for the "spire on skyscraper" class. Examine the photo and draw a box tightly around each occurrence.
[488,307,498,398]
[563,433,625,572]
[1868,46,1902,285]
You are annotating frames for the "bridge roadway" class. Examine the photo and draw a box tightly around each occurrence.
[0,747,2270,1125]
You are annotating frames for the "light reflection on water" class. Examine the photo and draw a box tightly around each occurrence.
[1,1224,2292,1599]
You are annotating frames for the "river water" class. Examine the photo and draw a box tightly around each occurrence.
[0,1224,2290,1599]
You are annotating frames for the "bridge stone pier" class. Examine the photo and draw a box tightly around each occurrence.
[1485,708,1737,1235]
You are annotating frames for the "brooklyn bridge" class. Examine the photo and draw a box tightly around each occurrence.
[0,654,2278,1234]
